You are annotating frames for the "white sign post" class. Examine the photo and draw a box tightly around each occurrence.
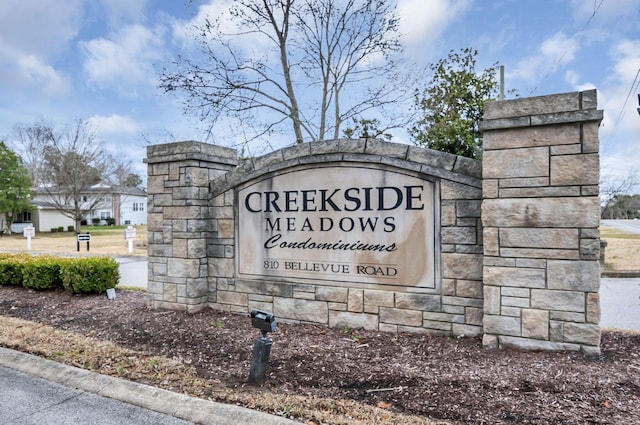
[23,226,35,250]
[124,226,137,254]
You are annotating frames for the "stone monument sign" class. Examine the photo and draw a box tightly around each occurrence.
[145,89,603,354]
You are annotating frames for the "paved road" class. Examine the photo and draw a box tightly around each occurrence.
[0,365,194,425]
[600,277,640,331]
[115,256,148,289]
[601,219,640,234]
[0,347,302,425]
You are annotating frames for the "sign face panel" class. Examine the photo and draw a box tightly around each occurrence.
[125,226,137,240]
[77,233,91,242]
[23,227,35,238]
[237,165,438,291]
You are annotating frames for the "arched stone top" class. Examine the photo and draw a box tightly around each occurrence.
[209,138,481,198]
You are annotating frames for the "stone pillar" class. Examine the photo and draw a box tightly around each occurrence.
[481,90,603,355]
[145,141,237,312]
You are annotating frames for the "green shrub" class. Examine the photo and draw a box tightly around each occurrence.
[60,257,120,294]
[0,253,30,286]
[50,227,58,233]
[67,225,75,232]
[57,226,64,232]
[0,254,120,295]
[92,218,100,225]
[22,256,63,290]
[105,218,115,226]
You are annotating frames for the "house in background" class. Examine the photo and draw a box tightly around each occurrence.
[86,185,147,226]
[10,184,147,233]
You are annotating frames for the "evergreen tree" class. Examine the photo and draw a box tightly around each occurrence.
[0,141,33,233]
[410,48,499,159]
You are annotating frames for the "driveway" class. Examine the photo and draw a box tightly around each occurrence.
[115,256,148,289]
[601,219,640,234]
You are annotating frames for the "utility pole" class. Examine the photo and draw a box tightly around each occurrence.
[499,65,505,101]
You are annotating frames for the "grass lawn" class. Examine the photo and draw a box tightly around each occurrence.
[2,224,639,270]
[600,226,640,271]
[0,225,147,256]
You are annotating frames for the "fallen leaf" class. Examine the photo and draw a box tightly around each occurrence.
[602,400,611,408]
[377,401,393,409]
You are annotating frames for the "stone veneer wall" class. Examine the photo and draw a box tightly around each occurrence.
[145,90,604,353]
[480,90,603,355]
[146,138,484,335]
[145,141,238,312]
[206,140,484,335]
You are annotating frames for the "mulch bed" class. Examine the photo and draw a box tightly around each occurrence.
[1,286,639,424]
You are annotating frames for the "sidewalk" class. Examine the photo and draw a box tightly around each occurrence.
[0,347,303,425]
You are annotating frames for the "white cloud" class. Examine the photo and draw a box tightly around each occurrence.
[571,0,639,27]
[564,69,581,86]
[170,1,236,49]
[97,0,149,28]
[397,0,472,47]
[0,0,82,95]
[18,55,71,96]
[599,41,640,131]
[80,24,165,95]
[509,32,580,83]
[0,0,84,57]
[88,114,140,136]
[595,38,640,182]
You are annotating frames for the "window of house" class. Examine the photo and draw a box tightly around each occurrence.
[100,211,112,219]
[133,202,145,212]
[22,212,31,222]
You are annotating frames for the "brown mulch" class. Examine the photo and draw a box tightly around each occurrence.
[1,286,639,424]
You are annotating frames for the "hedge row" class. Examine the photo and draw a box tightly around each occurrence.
[0,253,120,294]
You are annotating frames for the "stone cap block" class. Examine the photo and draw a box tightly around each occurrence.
[481,90,603,131]
[145,141,238,165]
[209,139,482,197]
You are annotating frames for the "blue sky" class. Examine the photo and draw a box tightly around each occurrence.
[0,0,638,188]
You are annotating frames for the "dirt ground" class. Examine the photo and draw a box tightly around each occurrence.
[1,286,639,425]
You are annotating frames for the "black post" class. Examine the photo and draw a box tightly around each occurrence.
[247,310,275,386]
[248,335,272,385]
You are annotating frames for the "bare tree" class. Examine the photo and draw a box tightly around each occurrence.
[11,118,52,187]
[14,119,119,231]
[159,0,409,146]
[600,169,639,219]
[110,154,143,188]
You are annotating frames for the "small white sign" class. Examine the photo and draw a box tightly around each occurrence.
[106,288,116,300]
[23,226,35,238]
[125,226,137,240]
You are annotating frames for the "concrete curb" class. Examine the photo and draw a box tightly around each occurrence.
[602,271,640,278]
[0,347,303,425]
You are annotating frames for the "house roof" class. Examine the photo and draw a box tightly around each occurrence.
[34,185,147,196]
